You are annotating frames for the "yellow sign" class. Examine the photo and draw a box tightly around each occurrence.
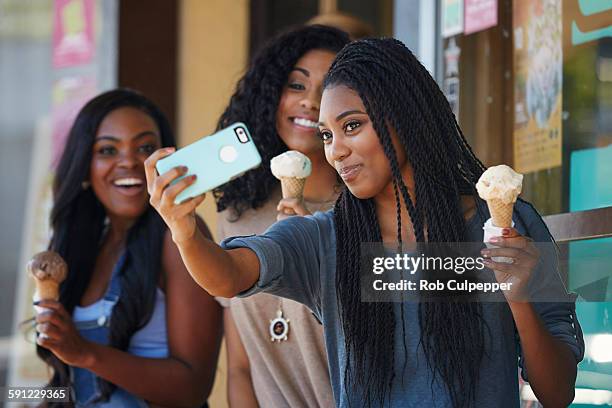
[512,0,563,174]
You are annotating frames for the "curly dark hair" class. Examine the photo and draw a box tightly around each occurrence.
[325,39,492,407]
[213,25,350,217]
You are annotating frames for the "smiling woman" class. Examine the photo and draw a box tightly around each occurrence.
[37,89,222,407]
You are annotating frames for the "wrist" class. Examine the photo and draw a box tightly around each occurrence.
[508,301,538,329]
[504,291,529,304]
[171,220,197,245]
[507,298,532,310]
[78,339,98,369]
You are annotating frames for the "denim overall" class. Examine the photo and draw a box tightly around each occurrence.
[71,253,148,407]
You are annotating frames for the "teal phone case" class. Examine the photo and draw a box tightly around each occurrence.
[156,122,261,204]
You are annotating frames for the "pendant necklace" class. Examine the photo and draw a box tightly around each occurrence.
[269,298,290,342]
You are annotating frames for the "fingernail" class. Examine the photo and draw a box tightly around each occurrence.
[489,237,500,243]
[502,228,510,236]
[33,301,41,306]
[483,259,492,266]
[181,166,188,172]
[480,250,489,257]
[190,174,197,180]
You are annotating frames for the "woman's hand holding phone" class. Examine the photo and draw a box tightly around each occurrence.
[145,148,207,244]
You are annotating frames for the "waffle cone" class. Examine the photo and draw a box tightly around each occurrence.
[280,177,306,200]
[487,198,514,228]
[34,280,60,301]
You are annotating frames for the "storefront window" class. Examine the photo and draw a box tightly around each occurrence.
[439,0,612,406]
[441,0,612,216]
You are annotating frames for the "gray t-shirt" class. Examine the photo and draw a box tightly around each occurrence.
[221,200,584,407]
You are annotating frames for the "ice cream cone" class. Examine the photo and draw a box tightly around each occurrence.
[476,165,523,229]
[28,251,67,302]
[280,177,306,200]
[35,280,61,301]
[486,198,514,228]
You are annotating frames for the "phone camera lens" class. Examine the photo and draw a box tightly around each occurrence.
[235,127,249,143]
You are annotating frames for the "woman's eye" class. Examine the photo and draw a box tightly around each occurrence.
[319,130,333,144]
[138,144,156,154]
[344,121,361,133]
[288,82,305,91]
[98,146,117,155]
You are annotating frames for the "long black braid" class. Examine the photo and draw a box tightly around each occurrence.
[326,38,491,407]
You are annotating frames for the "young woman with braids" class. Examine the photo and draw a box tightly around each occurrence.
[213,25,348,407]
[145,39,584,407]
[35,89,222,407]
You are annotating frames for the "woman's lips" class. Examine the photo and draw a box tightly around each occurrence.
[339,164,362,182]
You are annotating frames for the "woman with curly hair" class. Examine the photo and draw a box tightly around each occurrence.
[145,38,583,407]
[212,25,348,407]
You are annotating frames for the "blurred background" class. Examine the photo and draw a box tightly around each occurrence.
[0,0,610,406]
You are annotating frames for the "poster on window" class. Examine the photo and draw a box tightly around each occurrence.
[52,0,95,68]
[442,0,464,38]
[512,0,563,174]
[464,0,498,35]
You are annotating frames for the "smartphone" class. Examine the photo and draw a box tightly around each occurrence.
[156,122,261,204]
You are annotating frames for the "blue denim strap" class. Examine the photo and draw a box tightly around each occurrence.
[105,251,126,303]
[71,251,127,406]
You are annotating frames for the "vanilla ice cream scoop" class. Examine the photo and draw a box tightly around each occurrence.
[270,151,312,202]
[476,165,523,229]
[476,165,523,204]
[270,150,312,179]
[28,251,67,301]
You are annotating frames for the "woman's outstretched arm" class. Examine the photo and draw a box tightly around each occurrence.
[144,148,260,298]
